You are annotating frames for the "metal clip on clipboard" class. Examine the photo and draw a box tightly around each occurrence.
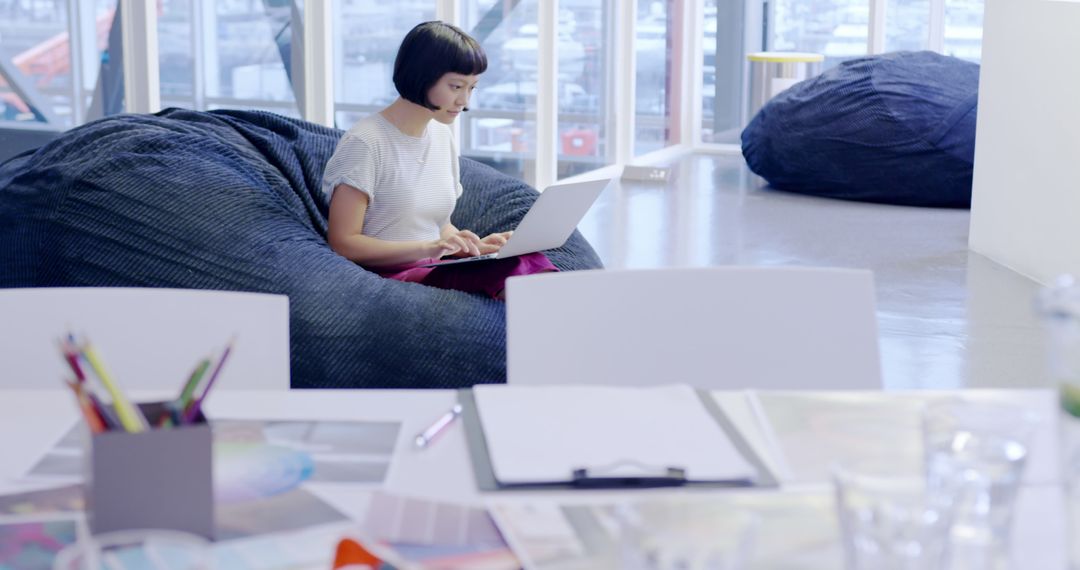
[571,460,687,489]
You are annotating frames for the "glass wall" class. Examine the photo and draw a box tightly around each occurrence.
[635,0,674,156]
[0,1,993,170]
[769,0,985,67]
[333,0,435,129]
[206,1,297,116]
[945,0,983,62]
[885,0,929,53]
[460,0,538,182]
[557,0,612,179]
[1,1,70,124]
[0,0,117,128]
[159,0,193,103]
[157,0,299,117]
[702,0,747,144]
[769,0,868,68]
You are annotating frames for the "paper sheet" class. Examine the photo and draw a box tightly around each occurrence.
[473,384,756,484]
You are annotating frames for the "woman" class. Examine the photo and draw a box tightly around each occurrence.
[322,21,556,299]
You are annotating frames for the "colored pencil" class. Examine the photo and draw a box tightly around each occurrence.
[177,358,211,409]
[64,379,106,434]
[182,339,234,424]
[81,342,149,433]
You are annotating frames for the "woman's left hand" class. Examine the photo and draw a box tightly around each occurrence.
[444,230,483,257]
[479,231,513,255]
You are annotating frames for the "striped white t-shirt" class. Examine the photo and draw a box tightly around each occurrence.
[321,113,463,242]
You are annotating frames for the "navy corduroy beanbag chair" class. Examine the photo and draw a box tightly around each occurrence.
[741,51,979,208]
[0,108,603,388]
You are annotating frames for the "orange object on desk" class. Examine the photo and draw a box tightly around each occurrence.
[333,538,381,569]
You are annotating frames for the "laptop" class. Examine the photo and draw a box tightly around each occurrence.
[420,178,610,267]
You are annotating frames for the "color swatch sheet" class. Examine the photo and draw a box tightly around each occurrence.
[0,517,78,570]
[360,491,520,570]
[0,486,519,570]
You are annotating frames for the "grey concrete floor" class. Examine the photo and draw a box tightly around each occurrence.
[576,153,1049,390]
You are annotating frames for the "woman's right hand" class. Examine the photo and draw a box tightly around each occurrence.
[429,239,459,259]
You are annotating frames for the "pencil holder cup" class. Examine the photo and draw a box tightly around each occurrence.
[85,401,214,539]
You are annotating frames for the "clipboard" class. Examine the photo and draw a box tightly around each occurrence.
[458,387,779,491]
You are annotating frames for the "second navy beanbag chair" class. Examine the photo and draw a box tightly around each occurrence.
[741,51,980,208]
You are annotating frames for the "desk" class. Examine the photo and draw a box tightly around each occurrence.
[0,388,1067,569]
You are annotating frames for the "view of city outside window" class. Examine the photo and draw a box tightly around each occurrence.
[0,0,988,152]
[207,0,297,116]
[701,0,748,144]
[770,0,984,67]
[557,0,612,180]
[945,0,984,62]
[333,0,435,129]
[635,0,673,156]
[770,0,869,68]
[460,0,538,183]
[0,0,116,128]
[159,0,193,103]
[885,0,928,52]
[158,0,298,117]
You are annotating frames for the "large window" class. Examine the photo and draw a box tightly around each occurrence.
[770,0,868,69]
[944,0,983,62]
[205,1,297,115]
[0,0,116,128]
[702,0,748,144]
[0,1,993,176]
[460,0,538,182]
[885,0,929,53]
[768,0,985,68]
[557,0,613,179]
[635,0,674,156]
[157,0,299,117]
[159,0,194,102]
[333,1,435,129]
[0,1,71,124]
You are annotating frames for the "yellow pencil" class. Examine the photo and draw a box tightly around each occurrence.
[81,343,148,433]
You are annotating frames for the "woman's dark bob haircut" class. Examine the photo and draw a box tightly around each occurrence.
[393,21,487,111]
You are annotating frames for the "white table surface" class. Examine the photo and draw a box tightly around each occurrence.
[0,388,1067,569]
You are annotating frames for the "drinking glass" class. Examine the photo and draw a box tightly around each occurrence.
[615,498,758,570]
[833,464,956,570]
[922,399,1037,558]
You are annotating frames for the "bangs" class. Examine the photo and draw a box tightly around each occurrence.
[446,38,488,77]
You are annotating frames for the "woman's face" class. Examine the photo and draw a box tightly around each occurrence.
[427,72,480,124]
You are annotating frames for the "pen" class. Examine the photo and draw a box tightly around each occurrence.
[414,404,463,449]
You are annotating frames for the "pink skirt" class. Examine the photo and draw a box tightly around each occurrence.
[372,252,558,299]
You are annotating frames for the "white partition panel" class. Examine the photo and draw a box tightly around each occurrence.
[969,0,1080,284]
[0,288,290,390]
[506,267,881,390]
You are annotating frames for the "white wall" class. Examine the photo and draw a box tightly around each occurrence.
[969,0,1080,284]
